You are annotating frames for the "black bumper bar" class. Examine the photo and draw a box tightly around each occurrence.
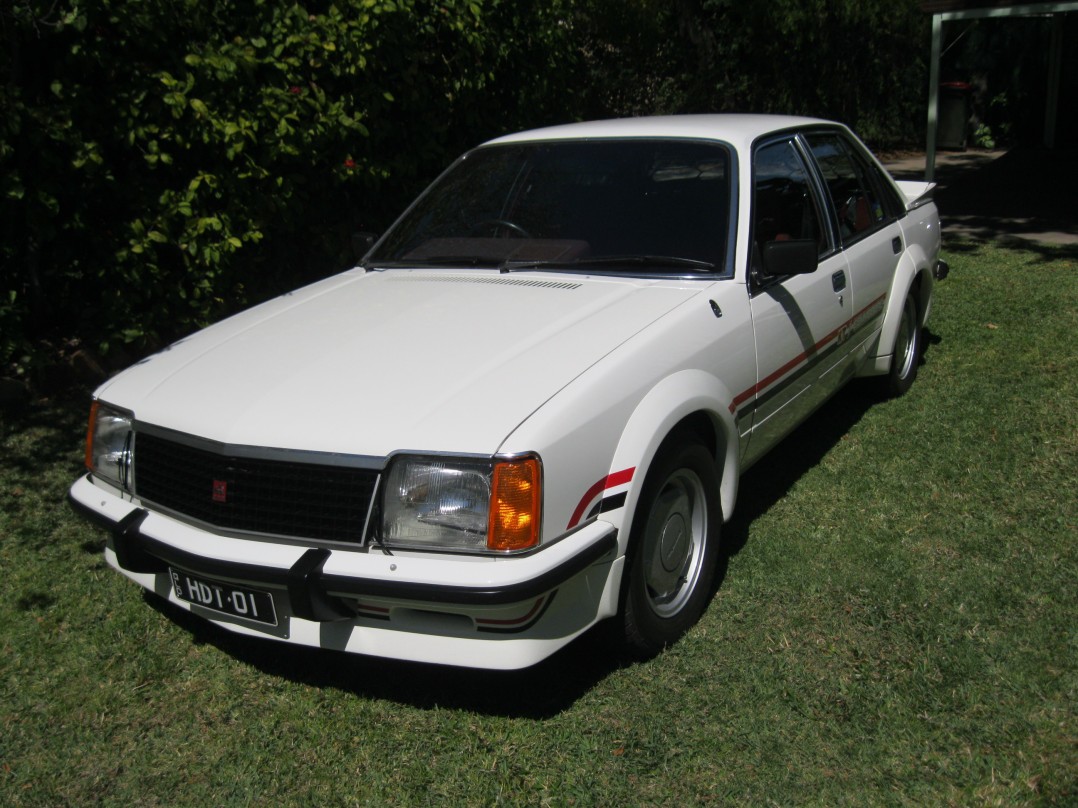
[68,493,618,622]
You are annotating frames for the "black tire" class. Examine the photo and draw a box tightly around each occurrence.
[621,437,721,657]
[884,291,921,398]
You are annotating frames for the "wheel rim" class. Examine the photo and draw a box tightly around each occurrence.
[640,468,708,618]
[895,295,918,380]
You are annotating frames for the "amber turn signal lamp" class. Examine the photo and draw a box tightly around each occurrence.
[488,457,541,551]
[84,400,100,471]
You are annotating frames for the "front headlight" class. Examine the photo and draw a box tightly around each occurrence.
[85,401,134,490]
[381,454,541,553]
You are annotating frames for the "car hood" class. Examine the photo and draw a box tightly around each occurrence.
[97,268,704,457]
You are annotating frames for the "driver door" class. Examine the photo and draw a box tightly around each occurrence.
[741,135,855,468]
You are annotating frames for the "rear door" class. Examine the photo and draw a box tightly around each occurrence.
[803,131,907,364]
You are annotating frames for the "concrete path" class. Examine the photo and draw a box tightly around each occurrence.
[883,148,1078,247]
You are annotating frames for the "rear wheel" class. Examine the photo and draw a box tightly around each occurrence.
[884,291,921,398]
[622,437,721,656]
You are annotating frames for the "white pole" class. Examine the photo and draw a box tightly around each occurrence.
[927,14,943,182]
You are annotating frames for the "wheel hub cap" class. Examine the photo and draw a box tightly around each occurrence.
[659,512,689,573]
[642,470,707,618]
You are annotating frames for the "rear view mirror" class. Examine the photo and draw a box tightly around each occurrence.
[761,239,817,276]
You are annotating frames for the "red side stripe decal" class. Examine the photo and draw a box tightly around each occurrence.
[568,467,635,529]
[729,293,886,413]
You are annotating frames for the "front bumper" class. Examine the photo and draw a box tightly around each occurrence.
[69,474,620,669]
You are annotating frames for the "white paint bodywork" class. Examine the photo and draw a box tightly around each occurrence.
[69,115,943,669]
[92,270,703,461]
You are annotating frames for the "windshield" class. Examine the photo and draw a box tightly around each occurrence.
[368,139,733,275]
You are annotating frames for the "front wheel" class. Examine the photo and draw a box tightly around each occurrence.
[621,438,721,656]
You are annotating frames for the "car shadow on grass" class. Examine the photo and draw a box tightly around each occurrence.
[145,591,633,718]
[716,382,878,571]
[141,337,940,718]
[714,325,940,581]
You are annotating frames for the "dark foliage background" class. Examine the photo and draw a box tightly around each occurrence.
[1,0,578,379]
[6,0,1042,386]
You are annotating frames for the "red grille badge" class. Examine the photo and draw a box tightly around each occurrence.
[212,479,228,503]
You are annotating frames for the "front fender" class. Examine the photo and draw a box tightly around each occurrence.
[607,369,740,554]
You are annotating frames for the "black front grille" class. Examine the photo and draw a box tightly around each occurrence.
[134,432,378,543]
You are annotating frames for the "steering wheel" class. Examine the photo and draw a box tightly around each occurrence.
[469,218,532,238]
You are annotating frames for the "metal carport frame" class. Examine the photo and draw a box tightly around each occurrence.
[924,1,1078,180]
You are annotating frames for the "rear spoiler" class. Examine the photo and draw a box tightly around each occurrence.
[894,180,937,211]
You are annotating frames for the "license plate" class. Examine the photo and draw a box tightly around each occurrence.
[170,568,278,626]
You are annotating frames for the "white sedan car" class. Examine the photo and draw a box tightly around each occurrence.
[70,115,947,670]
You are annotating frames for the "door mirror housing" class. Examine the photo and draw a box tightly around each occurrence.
[761,239,817,276]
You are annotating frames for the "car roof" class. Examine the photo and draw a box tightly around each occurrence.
[484,114,835,153]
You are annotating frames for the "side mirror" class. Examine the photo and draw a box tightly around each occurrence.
[352,231,379,261]
[761,239,817,276]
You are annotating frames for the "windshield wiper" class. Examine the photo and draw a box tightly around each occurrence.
[500,255,717,274]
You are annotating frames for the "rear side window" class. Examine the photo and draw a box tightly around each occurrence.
[806,133,898,244]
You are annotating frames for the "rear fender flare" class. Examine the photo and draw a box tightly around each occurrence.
[869,244,934,370]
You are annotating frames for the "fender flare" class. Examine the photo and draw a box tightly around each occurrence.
[863,244,934,375]
[605,369,740,555]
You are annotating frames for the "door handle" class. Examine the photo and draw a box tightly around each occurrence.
[892,236,903,254]
[831,270,847,293]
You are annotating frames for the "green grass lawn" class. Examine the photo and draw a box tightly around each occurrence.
[2,241,1075,806]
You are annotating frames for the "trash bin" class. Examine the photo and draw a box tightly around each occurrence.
[939,81,971,150]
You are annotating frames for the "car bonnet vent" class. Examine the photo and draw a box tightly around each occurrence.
[389,275,581,290]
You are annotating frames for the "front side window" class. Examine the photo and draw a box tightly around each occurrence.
[368,139,733,275]
[752,138,826,272]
